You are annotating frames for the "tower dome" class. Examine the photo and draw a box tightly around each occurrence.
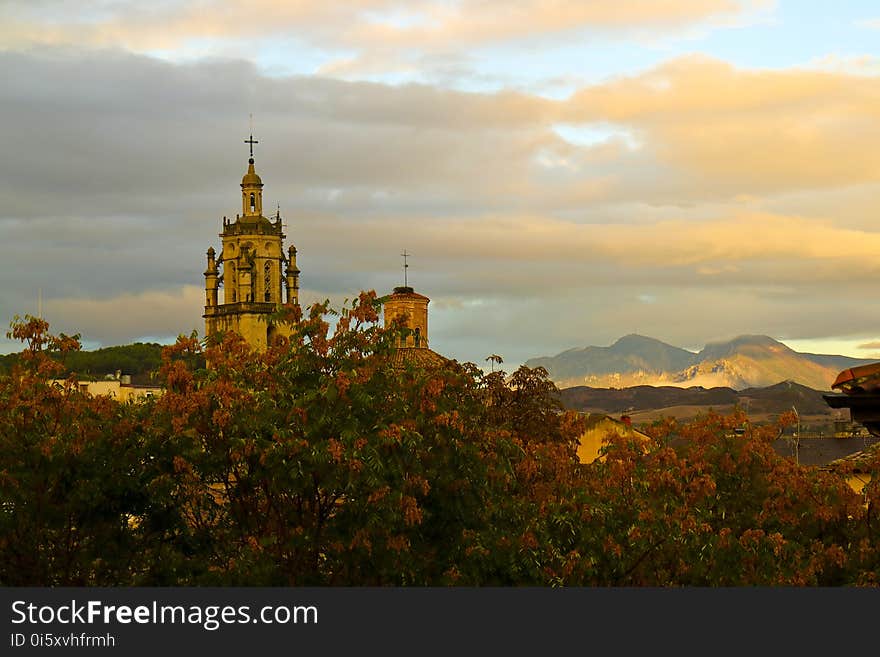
[241,157,263,187]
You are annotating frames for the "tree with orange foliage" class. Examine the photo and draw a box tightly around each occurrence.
[0,316,155,584]
[1,302,877,586]
[138,293,587,584]
[552,411,864,585]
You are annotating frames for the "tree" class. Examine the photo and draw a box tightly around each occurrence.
[0,316,157,584]
[560,411,862,585]
[139,294,586,585]
[1,305,876,586]
[485,354,503,372]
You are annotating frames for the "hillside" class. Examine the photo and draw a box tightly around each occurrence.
[529,334,876,391]
[558,385,737,414]
[558,380,833,419]
[0,342,168,384]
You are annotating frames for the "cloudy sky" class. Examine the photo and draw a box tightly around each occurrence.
[3,0,880,367]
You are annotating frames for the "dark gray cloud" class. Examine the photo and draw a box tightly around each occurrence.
[4,46,880,367]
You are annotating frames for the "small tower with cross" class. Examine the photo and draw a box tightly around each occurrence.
[383,250,430,349]
[203,126,301,351]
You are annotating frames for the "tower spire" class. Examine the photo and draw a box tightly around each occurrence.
[244,114,259,158]
[240,121,264,217]
[401,250,410,288]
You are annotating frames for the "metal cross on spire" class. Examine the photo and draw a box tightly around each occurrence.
[244,114,259,157]
[244,133,259,157]
[401,250,410,288]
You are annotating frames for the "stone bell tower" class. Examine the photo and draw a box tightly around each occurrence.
[382,251,446,368]
[384,286,429,349]
[203,132,300,350]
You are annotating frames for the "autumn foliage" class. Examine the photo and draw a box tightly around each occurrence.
[1,297,879,586]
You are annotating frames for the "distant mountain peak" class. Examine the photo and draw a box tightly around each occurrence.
[612,334,675,348]
[697,334,792,361]
[709,334,785,347]
[527,333,878,391]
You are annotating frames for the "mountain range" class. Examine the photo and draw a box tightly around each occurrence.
[526,334,877,391]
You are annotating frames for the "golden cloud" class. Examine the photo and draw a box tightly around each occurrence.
[565,55,880,194]
[0,1,768,55]
[299,210,880,280]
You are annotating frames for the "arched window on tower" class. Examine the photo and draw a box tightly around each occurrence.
[414,327,421,348]
[250,193,256,212]
[264,262,271,302]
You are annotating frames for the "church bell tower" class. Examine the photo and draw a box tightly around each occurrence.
[203,132,300,350]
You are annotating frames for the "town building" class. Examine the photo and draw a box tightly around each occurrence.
[52,372,162,401]
[576,414,652,463]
